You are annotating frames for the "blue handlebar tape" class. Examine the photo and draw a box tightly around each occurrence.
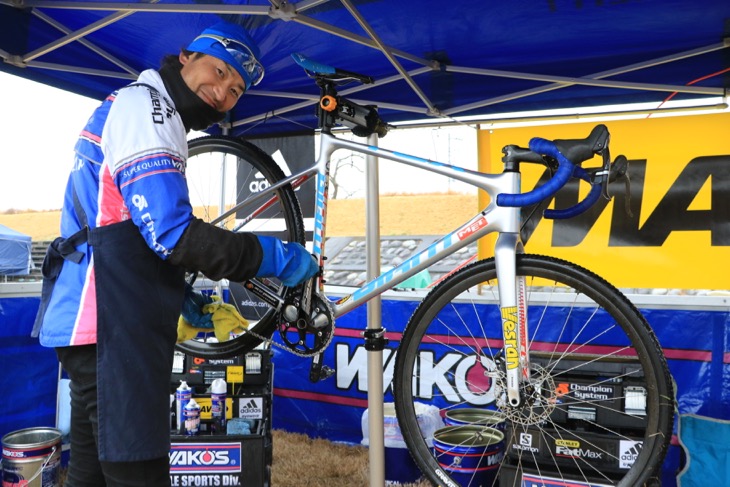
[496,137,574,207]
[291,53,336,75]
[543,166,602,219]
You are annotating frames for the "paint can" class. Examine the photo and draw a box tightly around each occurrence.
[433,425,504,487]
[2,427,62,487]
[444,408,506,431]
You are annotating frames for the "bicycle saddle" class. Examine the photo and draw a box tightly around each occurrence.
[292,53,374,84]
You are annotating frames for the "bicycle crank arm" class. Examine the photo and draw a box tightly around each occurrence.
[309,352,335,382]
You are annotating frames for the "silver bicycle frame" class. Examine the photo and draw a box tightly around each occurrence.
[245,131,531,404]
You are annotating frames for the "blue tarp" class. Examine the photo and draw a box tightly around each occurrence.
[0,1,728,137]
[1,293,728,485]
[0,297,57,440]
[0,224,31,276]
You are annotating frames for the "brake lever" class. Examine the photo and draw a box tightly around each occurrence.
[585,154,632,217]
[609,155,633,218]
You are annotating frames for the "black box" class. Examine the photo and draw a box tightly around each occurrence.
[505,424,644,475]
[170,428,271,487]
[169,349,274,486]
[172,350,272,389]
[499,460,617,486]
[531,355,648,431]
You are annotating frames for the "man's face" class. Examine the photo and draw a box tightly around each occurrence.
[179,51,246,113]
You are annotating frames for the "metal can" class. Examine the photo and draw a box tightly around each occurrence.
[183,398,201,436]
[175,381,192,434]
[210,378,227,434]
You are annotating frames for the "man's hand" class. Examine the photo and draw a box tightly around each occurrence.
[255,237,319,287]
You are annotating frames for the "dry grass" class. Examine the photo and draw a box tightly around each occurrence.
[0,194,478,241]
[272,429,431,486]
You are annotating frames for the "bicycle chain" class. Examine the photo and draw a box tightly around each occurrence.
[240,292,336,358]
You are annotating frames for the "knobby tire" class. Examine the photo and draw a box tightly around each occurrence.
[393,254,674,487]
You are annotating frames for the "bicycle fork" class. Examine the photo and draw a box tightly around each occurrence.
[494,232,531,407]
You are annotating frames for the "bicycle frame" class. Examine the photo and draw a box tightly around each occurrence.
[241,129,532,405]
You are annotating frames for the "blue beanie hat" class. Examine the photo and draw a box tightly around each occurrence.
[186,22,264,90]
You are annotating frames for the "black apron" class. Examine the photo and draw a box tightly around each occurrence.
[91,219,185,461]
[34,218,185,461]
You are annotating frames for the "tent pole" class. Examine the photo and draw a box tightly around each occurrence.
[365,132,385,486]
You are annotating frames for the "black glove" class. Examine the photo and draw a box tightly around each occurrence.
[168,217,263,282]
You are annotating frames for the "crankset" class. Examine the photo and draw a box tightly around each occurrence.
[277,293,335,357]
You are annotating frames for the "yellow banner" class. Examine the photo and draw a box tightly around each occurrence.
[477,113,730,290]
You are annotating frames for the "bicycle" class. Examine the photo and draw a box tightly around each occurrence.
[176,53,675,486]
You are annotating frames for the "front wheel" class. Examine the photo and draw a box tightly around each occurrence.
[393,254,674,487]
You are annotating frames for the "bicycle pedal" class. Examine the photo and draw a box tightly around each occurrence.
[309,364,335,382]
[318,365,335,381]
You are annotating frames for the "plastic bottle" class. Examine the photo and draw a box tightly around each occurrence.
[183,398,201,436]
[211,378,227,434]
[175,381,191,434]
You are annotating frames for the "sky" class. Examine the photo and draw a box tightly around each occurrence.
[0,71,478,212]
[0,71,100,212]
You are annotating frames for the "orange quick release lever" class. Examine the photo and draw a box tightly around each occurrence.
[320,95,337,112]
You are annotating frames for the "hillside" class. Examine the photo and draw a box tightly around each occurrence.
[0,194,479,241]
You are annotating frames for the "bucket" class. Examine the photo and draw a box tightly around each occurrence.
[433,425,504,487]
[2,427,62,487]
[362,403,444,485]
[444,408,506,431]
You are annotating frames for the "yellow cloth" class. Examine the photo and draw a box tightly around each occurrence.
[176,298,249,343]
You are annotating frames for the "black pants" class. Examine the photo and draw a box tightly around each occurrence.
[56,345,170,487]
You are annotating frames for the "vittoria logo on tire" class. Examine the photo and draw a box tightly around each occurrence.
[619,440,643,469]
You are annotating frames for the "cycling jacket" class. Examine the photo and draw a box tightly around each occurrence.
[38,69,194,348]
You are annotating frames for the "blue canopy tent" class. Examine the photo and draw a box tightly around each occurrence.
[0,224,31,276]
[0,0,727,137]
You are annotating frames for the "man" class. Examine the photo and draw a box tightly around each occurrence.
[32,21,317,486]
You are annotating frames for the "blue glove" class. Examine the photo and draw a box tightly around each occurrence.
[255,236,319,287]
[181,283,214,328]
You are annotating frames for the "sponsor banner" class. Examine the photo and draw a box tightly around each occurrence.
[169,442,242,474]
[271,299,728,443]
[477,114,730,289]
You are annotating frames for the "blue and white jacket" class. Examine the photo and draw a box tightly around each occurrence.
[38,69,194,347]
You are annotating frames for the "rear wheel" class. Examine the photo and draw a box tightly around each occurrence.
[175,135,305,358]
[394,254,674,486]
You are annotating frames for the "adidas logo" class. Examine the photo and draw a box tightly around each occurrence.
[238,397,264,419]
[619,441,643,468]
[623,444,642,457]
[241,399,260,410]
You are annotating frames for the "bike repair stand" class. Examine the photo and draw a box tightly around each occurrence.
[365,133,387,486]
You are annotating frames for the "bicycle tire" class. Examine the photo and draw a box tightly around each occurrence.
[175,135,305,358]
[393,254,674,487]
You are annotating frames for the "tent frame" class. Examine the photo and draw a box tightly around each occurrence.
[1,0,728,131]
